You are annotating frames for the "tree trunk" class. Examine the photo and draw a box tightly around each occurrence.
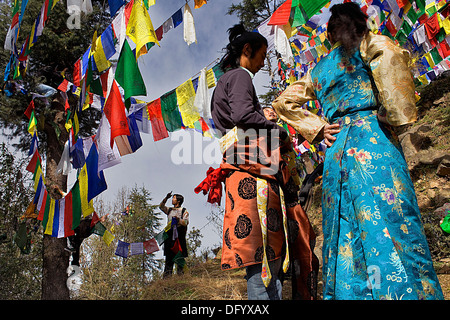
[41,98,70,300]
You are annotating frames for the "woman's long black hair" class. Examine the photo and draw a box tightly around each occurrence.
[219,23,268,72]
[327,2,369,55]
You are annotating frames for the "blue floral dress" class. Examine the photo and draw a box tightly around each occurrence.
[273,33,443,300]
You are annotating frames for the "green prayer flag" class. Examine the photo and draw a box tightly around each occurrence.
[212,64,224,81]
[292,5,307,28]
[441,213,450,234]
[92,222,106,236]
[115,39,147,100]
[173,251,186,268]
[160,90,182,132]
[297,0,329,19]
[430,47,443,65]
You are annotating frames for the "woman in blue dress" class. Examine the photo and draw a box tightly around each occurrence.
[272,3,443,300]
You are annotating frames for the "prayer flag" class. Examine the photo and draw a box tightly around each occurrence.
[171,8,183,28]
[115,240,129,258]
[103,80,130,148]
[26,149,41,173]
[78,164,94,217]
[71,181,82,230]
[24,100,34,119]
[115,39,147,100]
[63,191,75,237]
[193,68,211,120]
[143,238,159,254]
[268,0,292,25]
[108,0,125,16]
[129,242,144,256]
[95,114,122,172]
[85,143,107,202]
[183,3,197,46]
[102,229,115,246]
[176,79,200,128]
[93,222,106,236]
[126,0,159,56]
[43,198,55,235]
[194,0,206,9]
[147,98,169,141]
[28,110,37,135]
[160,90,182,132]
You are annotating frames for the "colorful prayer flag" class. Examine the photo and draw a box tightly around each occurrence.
[103,80,130,148]
[126,0,159,56]
[147,98,169,141]
[176,79,200,128]
[115,39,147,100]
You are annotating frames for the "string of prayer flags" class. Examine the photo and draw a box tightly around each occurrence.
[115,39,147,101]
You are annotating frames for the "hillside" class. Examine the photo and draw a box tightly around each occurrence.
[142,75,450,300]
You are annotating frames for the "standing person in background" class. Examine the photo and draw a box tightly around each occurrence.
[272,3,443,300]
[159,192,189,278]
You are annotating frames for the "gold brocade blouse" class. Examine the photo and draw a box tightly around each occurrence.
[272,32,417,144]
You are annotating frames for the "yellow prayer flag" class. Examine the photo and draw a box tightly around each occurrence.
[443,17,450,35]
[148,0,155,6]
[93,36,111,72]
[102,230,115,246]
[126,0,160,57]
[176,79,200,128]
[79,165,94,217]
[44,199,55,235]
[33,167,43,191]
[424,52,435,68]
[28,111,37,135]
[206,68,215,88]
[418,74,429,85]
[73,111,79,136]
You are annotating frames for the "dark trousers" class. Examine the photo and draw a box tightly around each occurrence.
[163,249,184,278]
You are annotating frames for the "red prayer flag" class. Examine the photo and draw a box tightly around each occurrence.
[26,150,41,173]
[73,59,81,87]
[38,190,48,221]
[425,14,440,40]
[103,80,130,147]
[268,0,292,26]
[143,238,159,254]
[57,79,69,92]
[24,100,35,119]
[147,98,169,141]
[64,192,75,237]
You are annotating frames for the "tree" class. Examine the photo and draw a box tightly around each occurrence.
[78,185,162,299]
[227,0,282,105]
[0,0,109,299]
[0,143,42,299]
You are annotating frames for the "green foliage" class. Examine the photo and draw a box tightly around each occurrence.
[227,0,278,30]
[78,185,163,300]
[0,143,42,299]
